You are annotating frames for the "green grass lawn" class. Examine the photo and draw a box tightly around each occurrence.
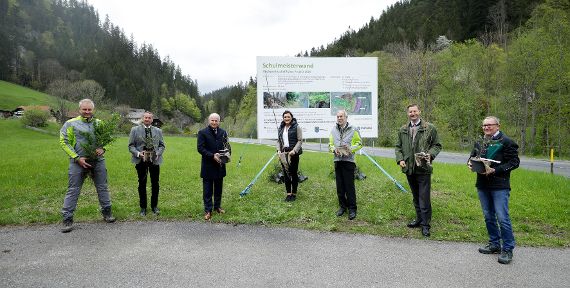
[0,119,568,247]
[0,80,61,110]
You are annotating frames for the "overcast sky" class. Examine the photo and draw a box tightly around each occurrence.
[87,0,397,94]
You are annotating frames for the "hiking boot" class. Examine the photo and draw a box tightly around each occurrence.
[348,210,357,220]
[101,207,116,223]
[336,207,346,217]
[498,250,513,264]
[478,243,501,254]
[407,219,421,228]
[61,219,73,233]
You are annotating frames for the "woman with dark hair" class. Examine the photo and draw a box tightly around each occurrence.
[276,110,303,201]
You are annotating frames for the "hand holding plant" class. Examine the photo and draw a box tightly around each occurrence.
[80,114,120,160]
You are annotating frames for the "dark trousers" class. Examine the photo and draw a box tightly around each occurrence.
[406,174,432,228]
[135,162,160,209]
[335,161,357,211]
[203,178,223,212]
[282,155,300,194]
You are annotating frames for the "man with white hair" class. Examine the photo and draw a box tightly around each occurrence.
[197,113,231,221]
[329,110,362,220]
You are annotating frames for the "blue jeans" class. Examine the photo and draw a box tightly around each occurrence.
[477,188,515,251]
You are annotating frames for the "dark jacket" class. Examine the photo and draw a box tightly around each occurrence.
[197,126,231,179]
[276,118,303,155]
[395,120,442,175]
[470,131,519,190]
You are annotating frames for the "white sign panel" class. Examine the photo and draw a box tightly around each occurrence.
[257,56,378,139]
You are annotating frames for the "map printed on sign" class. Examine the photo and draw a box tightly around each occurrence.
[257,56,378,139]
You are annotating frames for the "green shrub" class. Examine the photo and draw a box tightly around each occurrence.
[79,114,120,160]
[21,110,50,127]
[161,122,181,134]
[117,118,135,135]
[186,123,202,136]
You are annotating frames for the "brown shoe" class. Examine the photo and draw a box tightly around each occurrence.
[215,208,225,214]
[204,212,212,220]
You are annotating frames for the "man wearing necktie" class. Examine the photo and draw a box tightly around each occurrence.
[395,104,442,237]
[128,111,166,216]
[197,113,231,220]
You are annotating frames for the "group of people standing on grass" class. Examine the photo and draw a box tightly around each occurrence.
[59,99,231,228]
[59,99,519,265]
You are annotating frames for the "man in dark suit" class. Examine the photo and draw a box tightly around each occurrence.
[128,111,165,216]
[197,113,231,220]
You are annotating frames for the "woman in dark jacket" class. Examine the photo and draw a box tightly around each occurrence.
[276,110,303,201]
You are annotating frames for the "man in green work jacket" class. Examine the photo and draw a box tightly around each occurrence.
[59,99,116,233]
[395,104,442,237]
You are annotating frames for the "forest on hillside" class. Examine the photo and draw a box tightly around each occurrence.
[302,0,543,57]
[216,0,569,156]
[0,0,201,130]
[1,0,568,156]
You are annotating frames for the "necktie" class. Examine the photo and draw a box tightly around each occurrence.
[411,123,419,142]
[145,127,151,138]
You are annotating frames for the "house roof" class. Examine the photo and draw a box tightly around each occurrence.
[16,105,51,112]
[127,109,146,120]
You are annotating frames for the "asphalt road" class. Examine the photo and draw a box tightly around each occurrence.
[231,138,570,178]
[1,221,569,287]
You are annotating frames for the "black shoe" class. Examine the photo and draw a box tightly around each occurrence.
[151,207,160,215]
[140,208,147,216]
[101,207,116,223]
[61,218,73,233]
[290,194,297,201]
[478,243,501,254]
[336,208,346,217]
[407,219,421,228]
[498,250,513,264]
[421,226,430,237]
[285,195,292,202]
[348,210,357,220]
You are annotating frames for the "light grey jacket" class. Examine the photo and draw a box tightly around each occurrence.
[128,125,165,165]
[328,122,362,163]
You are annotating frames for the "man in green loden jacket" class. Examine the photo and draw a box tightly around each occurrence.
[59,99,116,233]
[395,104,442,237]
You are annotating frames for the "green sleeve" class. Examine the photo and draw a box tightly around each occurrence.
[428,126,442,159]
[60,124,78,159]
[350,130,363,153]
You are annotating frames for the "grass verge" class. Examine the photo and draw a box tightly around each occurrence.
[0,119,568,247]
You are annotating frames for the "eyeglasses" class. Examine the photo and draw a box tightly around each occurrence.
[481,124,498,128]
